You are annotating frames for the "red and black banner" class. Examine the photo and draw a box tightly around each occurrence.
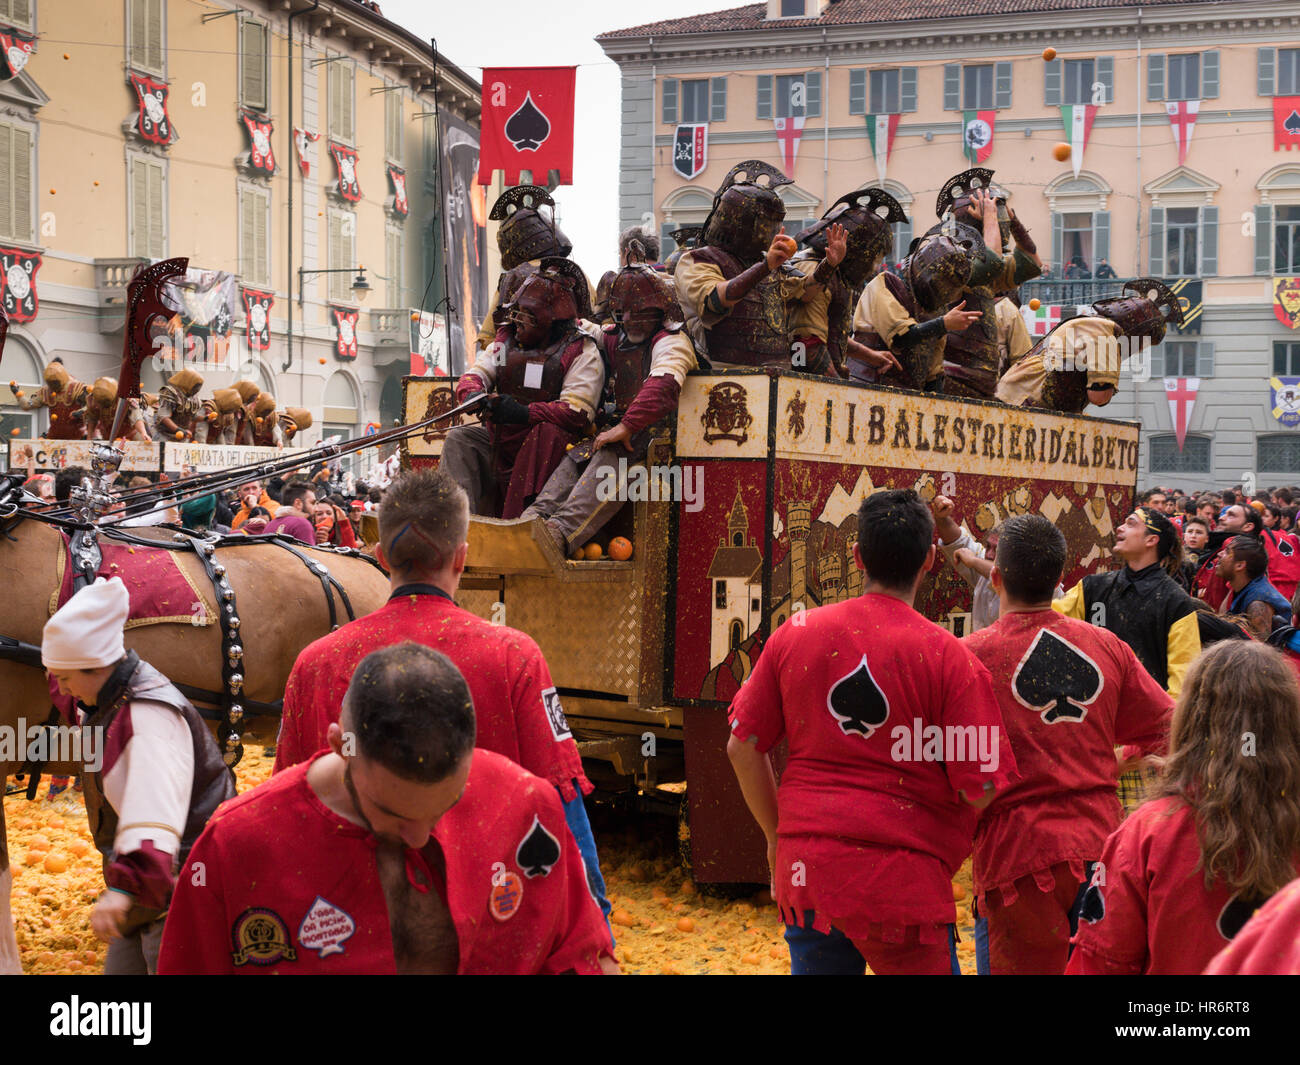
[129,72,174,145]
[0,246,40,322]
[388,164,408,217]
[0,27,35,79]
[478,67,576,185]
[240,111,276,174]
[242,288,273,351]
[330,143,361,202]
[332,306,358,360]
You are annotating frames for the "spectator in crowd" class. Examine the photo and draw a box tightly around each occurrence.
[263,479,317,544]
[231,479,275,530]
[1217,535,1293,633]
[1094,257,1118,280]
[239,506,273,535]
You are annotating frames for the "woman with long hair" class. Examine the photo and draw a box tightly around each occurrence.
[1067,640,1300,974]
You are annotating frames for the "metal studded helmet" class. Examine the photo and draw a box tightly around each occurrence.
[1091,278,1185,346]
[505,256,592,339]
[490,185,573,271]
[799,187,908,289]
[167,368,204,395]
[610,262,682,337]
[700,160,792,263]
[936,168,1011,248]
[593,269,618,325]
[43,360,70,391]
[906,233,973,311]
[664,226,702,276]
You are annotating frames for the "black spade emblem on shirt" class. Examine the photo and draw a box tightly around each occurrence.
[1286,110,1300,137]
[1217,892,1270,941]
[516,815,562,878]
[1012,629,1103,724]
[1078,881,1105,924]
[505,93,551,152]
[826,655,890,739]
[1281,537,1295,558]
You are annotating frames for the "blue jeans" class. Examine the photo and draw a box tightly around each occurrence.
[561,786,614,945]
[785,914,960,975]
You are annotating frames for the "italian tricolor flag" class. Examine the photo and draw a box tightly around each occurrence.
[1060,104,1098,178]
[866,113,900,182]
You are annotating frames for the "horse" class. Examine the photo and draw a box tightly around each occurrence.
[0,505,390,973]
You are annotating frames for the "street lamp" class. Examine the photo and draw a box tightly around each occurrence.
[297,265,371,305]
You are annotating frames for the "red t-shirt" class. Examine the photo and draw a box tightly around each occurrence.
[1204,878,1300,975]
[1262,528,1300,603]
[274,592,589,801]
[157,750,612,975]
[1067,796,1300,975]
[728,593,1017,934]
[964,610,1173,904]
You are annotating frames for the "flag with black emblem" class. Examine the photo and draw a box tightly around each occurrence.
[478,67,576,185]
[242,288,273,351]
[0,27,35,79]
[129,72,174,145]
[331,306,358,360]
[241,111,276,175]
[330,143,361,202]
[0,246,40,322]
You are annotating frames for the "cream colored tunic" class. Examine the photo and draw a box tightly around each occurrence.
[463,320,606,420]
[995,316,1122,408]
[994,297,1033,374]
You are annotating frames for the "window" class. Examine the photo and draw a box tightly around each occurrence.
[964,65,994,110]
[1161,339,1198,377]
[1149,205,1218,278]
[239,17,269,113]
[1261,48,1300,96]
[328,59,355,144]
[128,0,164,76]
[385,89,403,162]
[662,77,726,124]
[890,217,913,267]
[129,154,165,259]
[1151,435,1210,474]
[1274,341,1300,377]
[780,0,804,15]
[1276,205,1300,275]
[385,225,404,306]
[944,62,1012,111]
[1259,435,1300,474]
[1056,212,1101,270]
[239,185,270,287]
[1148,51,1219,101]
[871,70,900,115]
[680,80,709,124]
[756,72,821,120]
[1046,56,1114,106]
[1063,59,1095,106]
[1164,208,1198,277]
[0,120,32,243]
[0,0,32,30]
[715,580,727,609]
[328,210,355,302]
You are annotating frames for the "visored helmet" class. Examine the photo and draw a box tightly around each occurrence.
[700,160,791,263]
[505,256,592,341]
[799,187,908,289]
[490,185,573,271]
[1092,277,1185,346]
[907,234,973,311]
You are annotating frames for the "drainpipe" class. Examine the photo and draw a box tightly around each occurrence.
[649,37,656,240]
[286,0,321,396]
[823,28,830,211]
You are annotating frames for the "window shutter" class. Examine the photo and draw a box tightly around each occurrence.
[1202,50,1219,99]
[0,125,11,241]
[254,191,268,286]
[1097,56,1114,104]
[711,78,727,122]
[1196,340,1215,378]
[240,189,255,279]
[1199,205,1218,277]
[141,0,163,75]
[1255,204,1273,275]
[1051,211,1063,270]
[11,125,30,242]
[994,61,1012,109]
[130,0,147,71]
[241,21,267,111]
[328,63,340,139]
[1044,58,1062,106]
[661,79,677,124]
[386,91,403,160]
[1260,47,1277,96]
[1150,347,1165,380]
[343,65,354,142]
[1094,210,1110,266]
[804,71,821,118]
[849,69,866,115]
[757,74,772,120]
[901,67,917,112]
[1148,53,1165,101]
[148,161,164,259]
[130,160,146,258]
[1149,206,1165,276]
[943,64,960,111]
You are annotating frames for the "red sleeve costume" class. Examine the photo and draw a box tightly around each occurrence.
[963,611,1173,907]
[1262,527,1300,604]
[728,594,1017,946]
[1204,878,1300,975]
[1066,796,1300,975]
[274,591,589,802]
[157,750,612,974]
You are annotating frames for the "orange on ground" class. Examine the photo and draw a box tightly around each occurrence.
[741,952,761,965]
[611,908,636,928]
[68,840,91,858]
[608,536,633,561]
[676,917,696,933]
[43,853,69,874]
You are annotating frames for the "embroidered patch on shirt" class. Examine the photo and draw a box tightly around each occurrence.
[231,907,297,966]
[515,814,562,878]
[541,686,572,741]
[297,896,356,957]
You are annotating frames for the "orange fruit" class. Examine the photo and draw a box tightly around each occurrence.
[611,908,636,928]
[23,850,42,866]
[319,357,327,364]
[1042,47,1057,61]
[1052,142,1071,162]
[741,952,761,965]
[952,881,967,901]
[582,541,603,560]
[26,835,51,852]
[68,840,90,858]
[1029,298,1041,311]
[608,536,633,561]
[9,428,18,436]
[676,917,696,933]
[174,431,184,440]
[43,853,69,874]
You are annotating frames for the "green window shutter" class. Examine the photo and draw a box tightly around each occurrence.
[1199,205,1218,277]
[1094,210,1110,266]
[994,61,1012,109]
[1148,53,1165,101]
[1255,204,1274,275]
[757,74,772,120]
[710,78,727,122]
[804,71,821,118]
[1202,50,1219,99]
[1097,56,1114,104]
[848,69,865,115]
[1149,206,1165,276]
[661,79,677,124]
[1044,58,1061,106]
[1260,47,1277,96]
[943,64,960,111]
[1196,340,1215,379]
[900,67,917,113]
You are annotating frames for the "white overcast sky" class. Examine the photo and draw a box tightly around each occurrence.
[383,0,729,275]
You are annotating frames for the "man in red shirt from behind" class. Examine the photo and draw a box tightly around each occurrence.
[963,514,1173,975]
[727,488,1017,975]
[158,643,616,974]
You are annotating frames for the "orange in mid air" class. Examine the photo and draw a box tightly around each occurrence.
[1029,298,1041,311]
[608,536,633,561]
[1042,47,1057,61]
[1052,142,1072,162]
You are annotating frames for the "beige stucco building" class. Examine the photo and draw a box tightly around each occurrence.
[0,0,493,463]
[599,0,1300,490]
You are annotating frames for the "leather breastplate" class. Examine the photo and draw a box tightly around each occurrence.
[691,246,791,366]
[602,330,658,412]
[496,332,572,404]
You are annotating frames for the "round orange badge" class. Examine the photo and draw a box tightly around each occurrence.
[489,871,524,922]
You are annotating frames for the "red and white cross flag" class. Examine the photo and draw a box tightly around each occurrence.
[1165,101,1199,166]
[773,115,805,175]
[1164,376,1200,450]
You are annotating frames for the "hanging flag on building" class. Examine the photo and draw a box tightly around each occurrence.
[962,110,995,164]
[410,310,448,376]
[1164,377,1199,450]
[673,123,708,180]
[866,113,900,182]
[387,164,408,217]
[1059,104,1098,178]
[773,115,805,174]
[242,288,273,351]
[1276,277,1300,330]
[129,72,174,145]
[0,27,35,79]
[330,143,361,202]
[240,111,276,175]
[1275,97,1300,151]
[1272,377,1300,427]
[294,128,319,177]
[1165,100,1199,165]
[1167,278,1203,334]
[1021,302,1062,337]
[478,67,577,185]
[331,307,358,360]
[0,246,40,322]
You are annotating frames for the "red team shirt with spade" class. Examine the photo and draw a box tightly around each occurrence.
[729,594,1017,937]
[156,750,612,974]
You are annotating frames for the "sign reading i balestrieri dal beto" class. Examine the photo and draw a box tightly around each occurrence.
[164,442,304,472]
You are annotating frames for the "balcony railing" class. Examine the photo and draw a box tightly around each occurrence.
[1021,276,1134,307]
[94,257,149,334]
[370,307,416,346]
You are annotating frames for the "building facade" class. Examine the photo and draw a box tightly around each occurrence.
[598,0,1300,491]
[0,0,493,465]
